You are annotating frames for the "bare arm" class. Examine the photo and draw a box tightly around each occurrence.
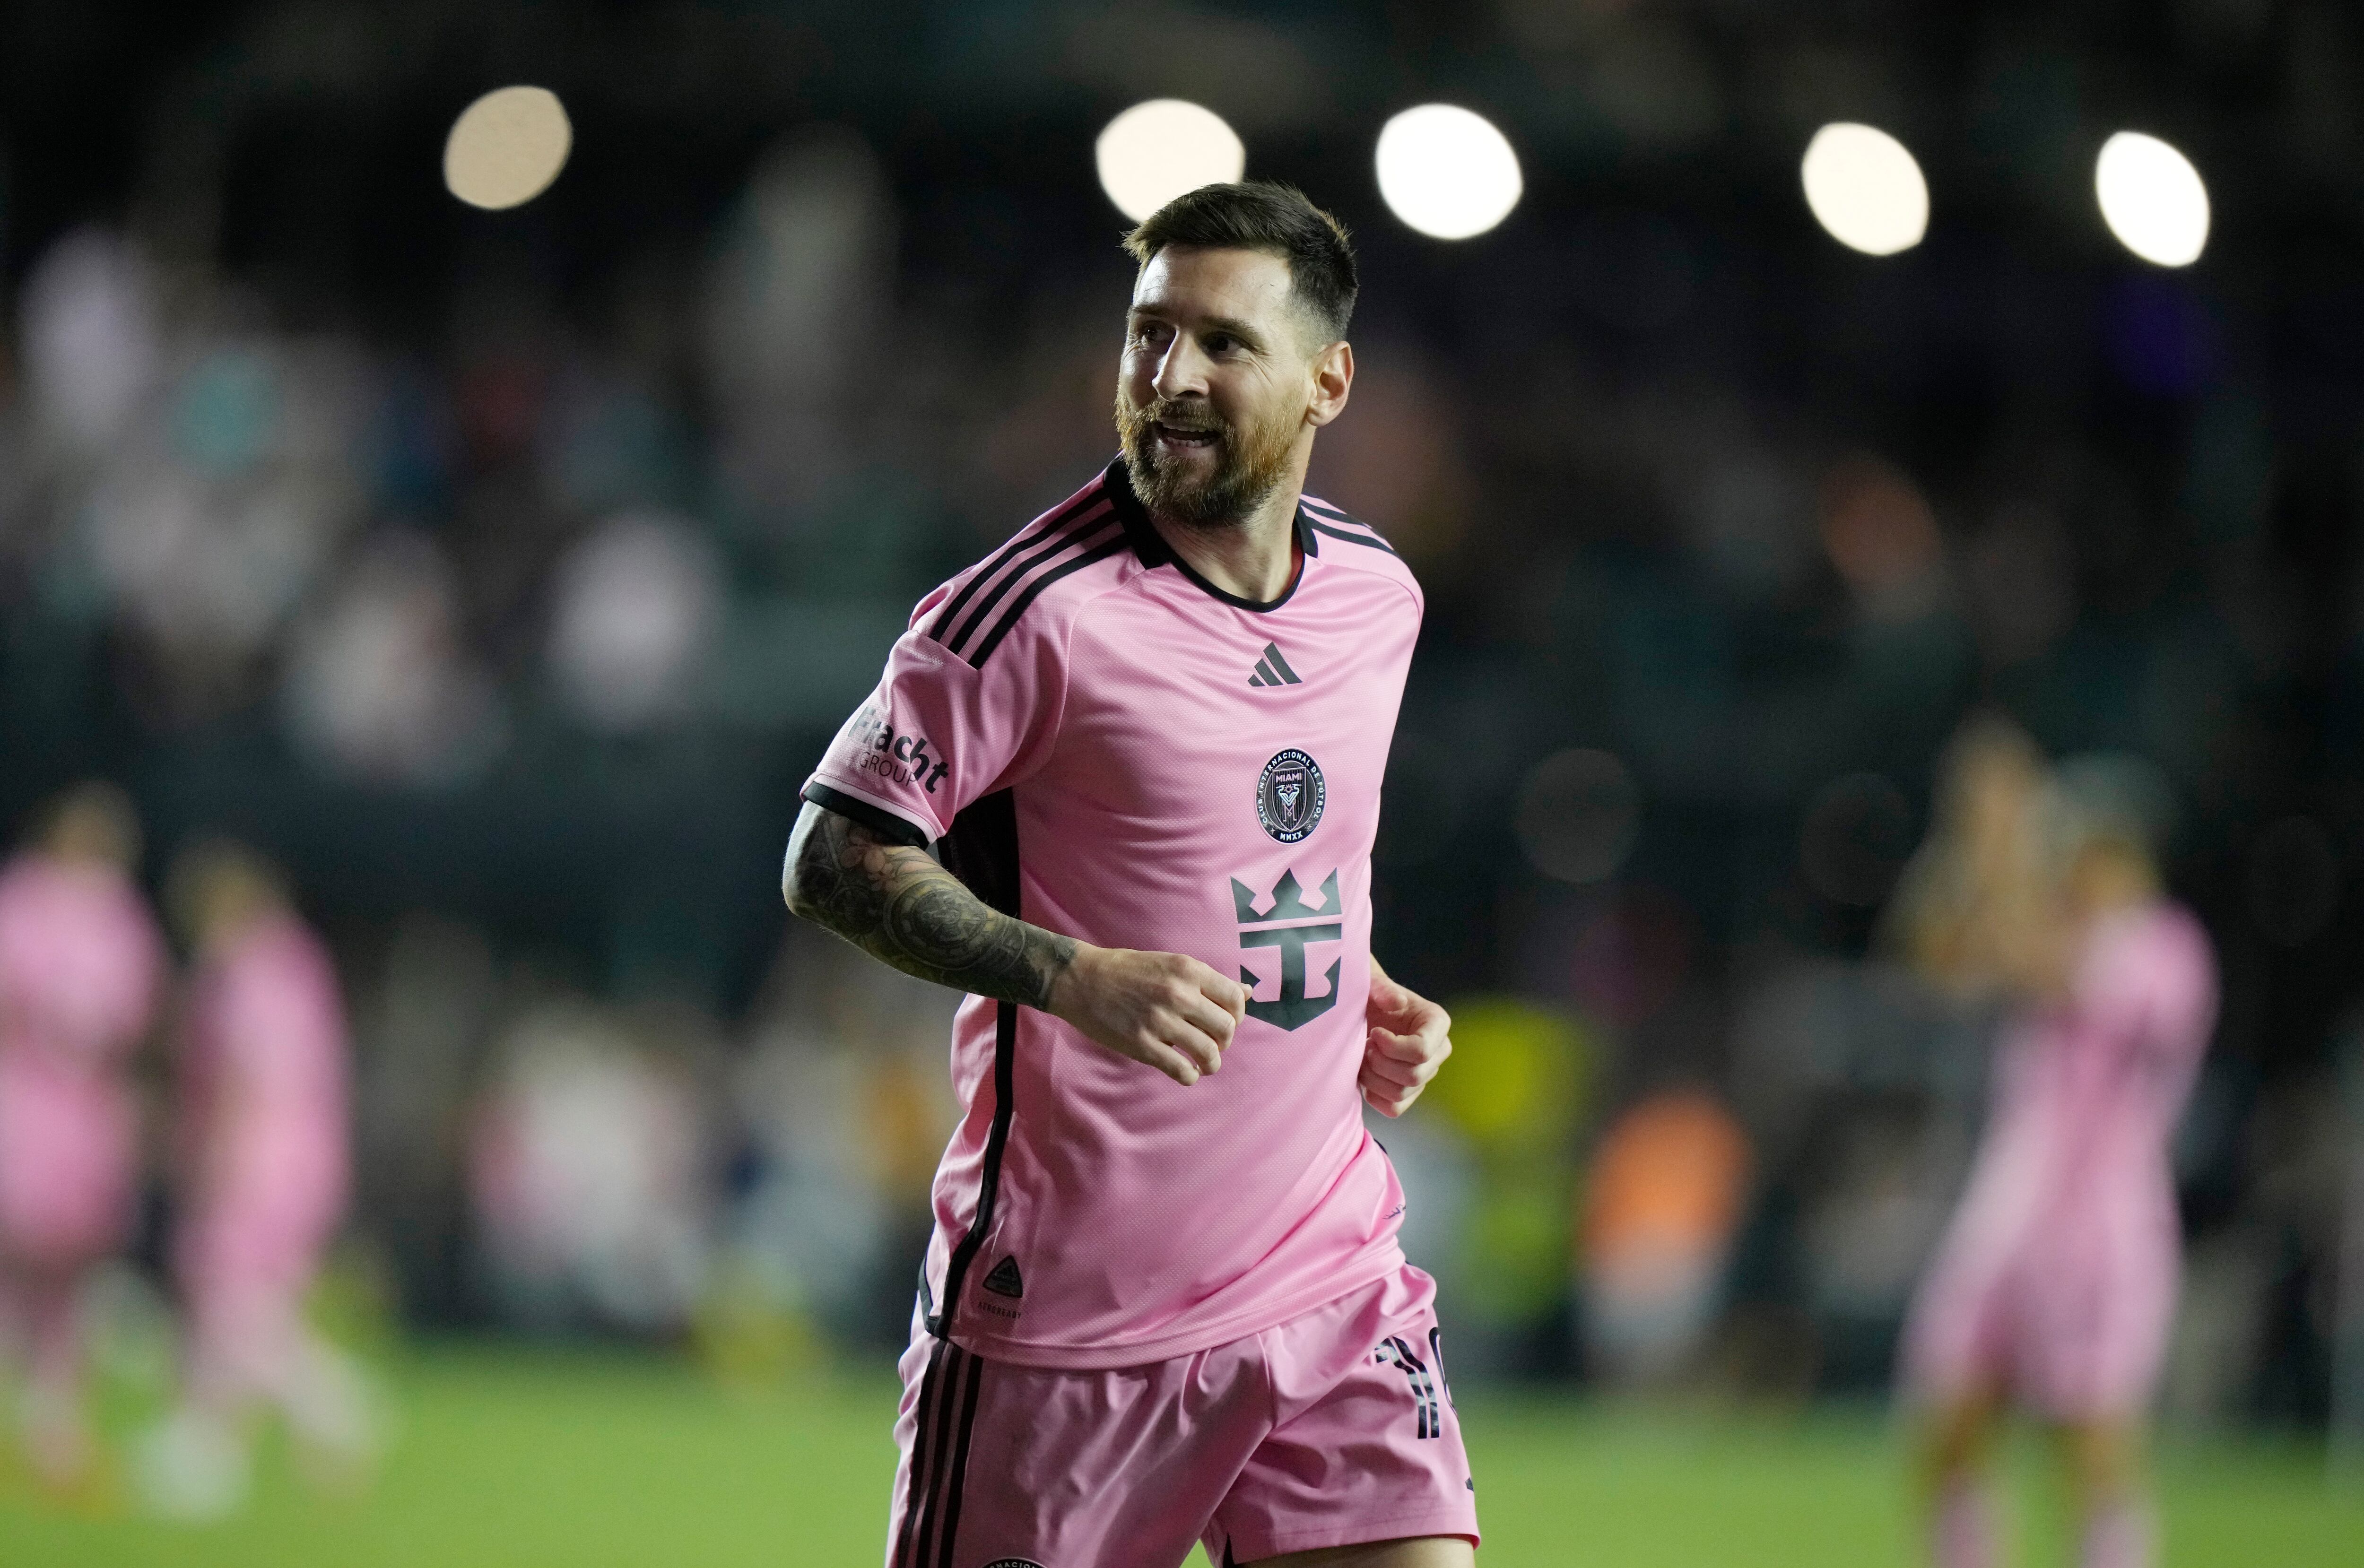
[782,800,1245,1083]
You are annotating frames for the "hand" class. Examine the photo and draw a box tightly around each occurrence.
[1046,944,1247,1086]
[1362,959,1450,1118]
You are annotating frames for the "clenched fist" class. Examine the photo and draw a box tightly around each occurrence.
[1362,958,1451,1118]
[1047,945,1248,1085]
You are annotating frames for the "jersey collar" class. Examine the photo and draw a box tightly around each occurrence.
[1101,454,1315,613]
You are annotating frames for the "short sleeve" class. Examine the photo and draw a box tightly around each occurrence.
[801,602,1067,846]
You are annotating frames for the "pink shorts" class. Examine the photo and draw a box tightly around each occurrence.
[1903,1246,2178,1423]
[886,1264,1479,1568]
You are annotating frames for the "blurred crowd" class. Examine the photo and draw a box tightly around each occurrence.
[0,5,2361,1486]
[4,129,950,777]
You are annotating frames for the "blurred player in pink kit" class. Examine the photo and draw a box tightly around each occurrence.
[1892,726,2217,1568]
[0,781,165,1488]
[136,839,372,1517]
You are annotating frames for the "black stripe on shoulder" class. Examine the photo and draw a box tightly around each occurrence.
[1300,495,1385,534]
[802,783,930,848]
[926,486,1106,643]
[1306,518,1400,556]
[965,533,1131,667]
[943,506,1119,655]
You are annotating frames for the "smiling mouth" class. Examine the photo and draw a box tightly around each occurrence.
[1152,421,1220,449]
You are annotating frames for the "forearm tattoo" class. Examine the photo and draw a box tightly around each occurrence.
[785,805,1076,1010]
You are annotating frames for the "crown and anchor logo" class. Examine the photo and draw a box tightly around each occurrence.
[1229,868,1343,1030]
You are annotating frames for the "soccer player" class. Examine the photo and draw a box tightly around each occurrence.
[138,840,373,1516]
[783,182,1475,1568]
[0,781,165,1488]
[1894,744,2217,1568]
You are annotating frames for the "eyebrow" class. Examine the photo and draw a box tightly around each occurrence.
[1128,306,1268,347]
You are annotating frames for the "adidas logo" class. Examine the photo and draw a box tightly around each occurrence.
[1247,642,1303,688]
[982,1255,1024,1298]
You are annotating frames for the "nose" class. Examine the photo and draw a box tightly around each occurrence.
[1151,334,1206,403]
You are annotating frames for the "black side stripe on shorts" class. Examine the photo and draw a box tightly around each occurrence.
[1304,518,1399,556]
[1410,1336,1442,1436]
[942,505,1119,656]
[894,1341,987,1568]
[928,1002,1020,1335]
[893,1338,953,1568]
[965,533,1132,667]
[1413,1341,1440,1436]
[932,1350,987,1568]
[1376,1335,1441,1438]
[927,486,1107,644]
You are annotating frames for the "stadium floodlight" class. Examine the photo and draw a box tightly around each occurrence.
[1095,100,1246,223]
[444,86,574,211]
[2095,131,2209,268]
[1375,104,1523,241]
[1799,123,1929,257]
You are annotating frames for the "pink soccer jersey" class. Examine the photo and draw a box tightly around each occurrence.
[177,913,351,1296]
[1903,901,2218,1418]
[804,458,1422,1369]
[0,853,165,1265]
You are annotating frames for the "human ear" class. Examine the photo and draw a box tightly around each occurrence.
[1305,339,1353,429]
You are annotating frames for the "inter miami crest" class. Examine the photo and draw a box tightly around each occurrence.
[1256,749,1326,843]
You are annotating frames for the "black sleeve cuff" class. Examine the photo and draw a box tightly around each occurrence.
[802,783,932,848]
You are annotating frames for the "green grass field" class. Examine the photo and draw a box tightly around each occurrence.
[0,1343,2353,1566]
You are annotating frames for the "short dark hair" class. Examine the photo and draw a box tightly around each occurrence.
[1122,181,1358,345]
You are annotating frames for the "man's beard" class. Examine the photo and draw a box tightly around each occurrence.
[1115,393,1299,529]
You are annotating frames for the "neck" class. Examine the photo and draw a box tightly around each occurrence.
[1149,445,1311,604]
